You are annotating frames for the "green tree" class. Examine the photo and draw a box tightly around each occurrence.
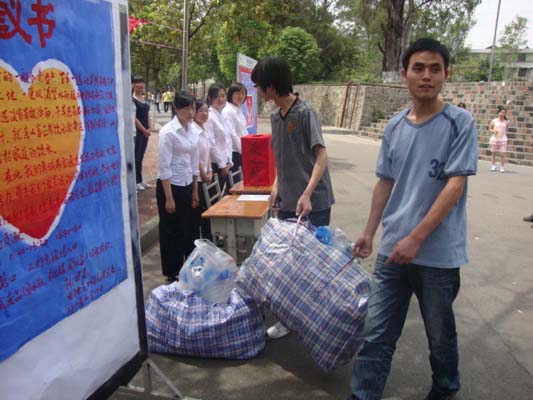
[454,55,503,82]
[129,0,224,90]
[268,27,322,83]
[336,0,480,81]
[498,16,529,78]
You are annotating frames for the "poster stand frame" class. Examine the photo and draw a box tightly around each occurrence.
[115,358,201,400]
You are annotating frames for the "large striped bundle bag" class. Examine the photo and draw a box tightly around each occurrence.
[146,285,265,359]
[236,218,371,371]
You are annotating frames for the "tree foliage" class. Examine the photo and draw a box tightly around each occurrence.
[128,0,485,87]
[268,27,321,83]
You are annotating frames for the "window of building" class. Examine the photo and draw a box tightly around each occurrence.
[517,53,526,62]
[518,68,527,77]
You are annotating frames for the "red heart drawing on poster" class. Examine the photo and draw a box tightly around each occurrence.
[0,60,84,243]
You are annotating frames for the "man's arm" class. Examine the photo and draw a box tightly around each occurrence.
[386,175,466,264]
[353,178,394,258]
[295,145,328,217]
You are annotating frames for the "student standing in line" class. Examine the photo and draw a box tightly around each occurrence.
[251,56,335,339]
[155,90,162,113]
[191,99,213,241]
[205,84,233,193]
[489,105,510,173]
[156,91,200,282]
[347,38,478,400]
[223,82,248,182]
[132,76,151,192]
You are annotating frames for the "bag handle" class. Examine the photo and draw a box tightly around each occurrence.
[289,215,304,247]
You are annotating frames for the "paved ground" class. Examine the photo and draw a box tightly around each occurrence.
[115,110,533,400]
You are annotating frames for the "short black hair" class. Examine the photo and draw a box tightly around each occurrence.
[251,57,293,96]
[195,99,206,112]
[206,84,225,106]
[401,38,450,70]
[131,75,145,84]
[227,82,247,104]
[173,91,195,110]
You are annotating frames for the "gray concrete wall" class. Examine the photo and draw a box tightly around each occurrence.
[258,83,410,131]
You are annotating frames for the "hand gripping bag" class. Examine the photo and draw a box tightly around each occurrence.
[146,285,266,359]
[236,218,371,371]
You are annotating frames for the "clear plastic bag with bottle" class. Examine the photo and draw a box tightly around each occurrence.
[178,239,238,304]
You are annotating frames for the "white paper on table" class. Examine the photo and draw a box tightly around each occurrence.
[237,194,270,202]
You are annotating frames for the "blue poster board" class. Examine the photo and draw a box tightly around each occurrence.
[0,0,128,362]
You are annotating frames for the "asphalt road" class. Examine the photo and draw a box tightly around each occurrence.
[114,117,533,400]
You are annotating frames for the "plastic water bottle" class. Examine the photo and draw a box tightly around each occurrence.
[315,226,332,245]
[330,228,354,256]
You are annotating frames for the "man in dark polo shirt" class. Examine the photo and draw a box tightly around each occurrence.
[251,56,335,339]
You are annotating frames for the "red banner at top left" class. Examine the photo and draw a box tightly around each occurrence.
[128,16,150,33]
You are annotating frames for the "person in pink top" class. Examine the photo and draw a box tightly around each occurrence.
[489,106,510,173]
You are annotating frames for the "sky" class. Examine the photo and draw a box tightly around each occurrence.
[465,0,533,49]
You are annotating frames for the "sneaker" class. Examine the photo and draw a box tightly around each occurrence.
[136,183,145,191]
[490,165,496,172]
[499,167,505,173]
[523,214,533,223]
[266,322,290,339]
[141,182,152,189]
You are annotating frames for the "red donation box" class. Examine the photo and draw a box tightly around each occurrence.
[241,134,276,186]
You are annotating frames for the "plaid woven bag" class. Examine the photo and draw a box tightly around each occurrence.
[236,218,371,371]
[146,285,266,359]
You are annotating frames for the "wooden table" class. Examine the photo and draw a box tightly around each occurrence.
[229,181,272,195]
[201,195,270,263]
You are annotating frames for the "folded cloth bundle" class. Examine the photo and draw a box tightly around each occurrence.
[236,218,371,371]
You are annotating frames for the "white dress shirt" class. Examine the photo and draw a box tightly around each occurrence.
[158,117,199,186]
[205,106,232,169]
[191,121,211,183]
[222,102,248,154]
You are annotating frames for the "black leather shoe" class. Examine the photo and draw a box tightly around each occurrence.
[523,214,533,222]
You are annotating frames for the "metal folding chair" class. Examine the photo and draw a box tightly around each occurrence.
[202,175,222,208]
[228,166,243,188]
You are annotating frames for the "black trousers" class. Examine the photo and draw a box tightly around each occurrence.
[134,133,148,184]
[193,183,213,241]
[211,162,231,195]
[231,152,242,184]
[156,180,198,278]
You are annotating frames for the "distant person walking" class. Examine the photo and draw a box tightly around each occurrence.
[132,76,151,192]
[155,90,162,113]
[489,105,510,173]
[348,38,478,400]
[163,89,173,113]
[156,91,199,282]
[523,137,533,227]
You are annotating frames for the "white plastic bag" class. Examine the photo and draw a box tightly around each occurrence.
[178,239,238,304]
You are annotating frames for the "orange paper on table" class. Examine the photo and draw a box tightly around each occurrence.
[241,134,276,187]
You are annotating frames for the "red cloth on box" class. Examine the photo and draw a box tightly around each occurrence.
[241,134,276,186]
